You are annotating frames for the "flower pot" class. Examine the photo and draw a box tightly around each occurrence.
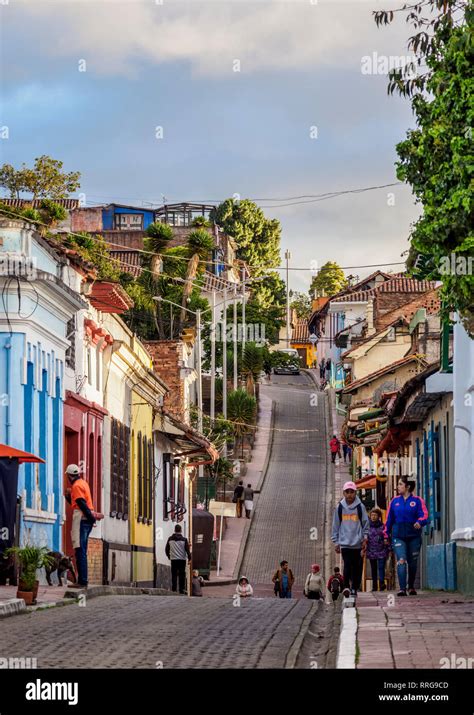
[16,590,34,606]
[18,579,39,604]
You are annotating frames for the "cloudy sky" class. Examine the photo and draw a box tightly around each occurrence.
[1,0,421,292]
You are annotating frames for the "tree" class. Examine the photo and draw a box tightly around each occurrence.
[227,389,257,457]
[179,229,214,332]
[375,0,474,332]
[309,261,348,297]
[211,198,281,273]
[0,156,80,199]
[290,291,311,319]
[241,342,264,396]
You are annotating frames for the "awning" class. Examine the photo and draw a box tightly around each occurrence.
[0,444,45,464]
[154,411,219,466]
[355,475,376,489]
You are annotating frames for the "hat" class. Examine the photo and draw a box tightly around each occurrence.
[343,481,357,491]
[65,464,80,476]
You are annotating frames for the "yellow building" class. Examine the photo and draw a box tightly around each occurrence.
[291,318,316,367]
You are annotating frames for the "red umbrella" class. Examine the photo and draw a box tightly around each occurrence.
[0,444,45,464]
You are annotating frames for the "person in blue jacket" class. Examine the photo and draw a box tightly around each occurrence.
[384,476,429,597]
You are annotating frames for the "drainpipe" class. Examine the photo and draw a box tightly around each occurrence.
[4,339,12,444]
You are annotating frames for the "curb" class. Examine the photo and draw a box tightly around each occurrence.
[233,399,276,581]
[301,368,319,389]
[336,607,358,668]
[63,584,179,600]
[0,598,26,619]
[285,601,318,669]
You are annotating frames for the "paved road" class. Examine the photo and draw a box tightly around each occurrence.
[0,594,316,669]
[240,372,329,592]
[0,374,335,669]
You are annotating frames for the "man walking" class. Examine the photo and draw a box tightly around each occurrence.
[272,560,295,599]
[233,480,245,518]
[331,481,369,597]
[243,483,260,519]
[64,464,96,589]
[165,524,192,594]
[329,434,341,464]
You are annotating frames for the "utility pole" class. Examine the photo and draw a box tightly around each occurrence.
[285,249,291,347]
[241,266,246,357]
[222,288,227,419]
[233,283,238,390]
[210,290,216,422]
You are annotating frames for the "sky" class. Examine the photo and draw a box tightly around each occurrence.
[0,0,422,293]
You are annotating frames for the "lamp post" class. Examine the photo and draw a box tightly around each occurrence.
[285,249,291,348]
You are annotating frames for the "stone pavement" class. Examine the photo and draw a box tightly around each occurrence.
[356,591,474,669]
[0,593,316,669]
[0,583,72,616]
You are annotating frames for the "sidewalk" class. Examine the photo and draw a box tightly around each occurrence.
[356,591,474,669]
[208,390,274,585]
[0,583,74,617]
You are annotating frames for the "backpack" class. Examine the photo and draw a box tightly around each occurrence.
[338,502,363,523]
[330,576,341,593]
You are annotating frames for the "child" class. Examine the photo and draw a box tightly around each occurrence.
[191,569,204,597]
[366,507,389,591]
[236,576,253,598]
[327,566,344,602]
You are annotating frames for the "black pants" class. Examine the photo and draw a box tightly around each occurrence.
[171,560,187,594]
[331,452,337,463]
[341,548,363,592]
[307,590,321,600]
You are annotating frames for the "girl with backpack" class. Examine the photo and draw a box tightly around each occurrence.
[384,476,428,597]
[366,507,390,591]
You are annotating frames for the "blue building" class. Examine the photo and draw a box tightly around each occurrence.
[0,217,87,551]
[101,204,155,231]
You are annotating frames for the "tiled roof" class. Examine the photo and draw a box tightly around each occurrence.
[377,287,440,326]
[342,354,423,393]
[291,319,310,343]
[110,250,142,277]
[376,277,438,293]
[1,198,80,209]
[202,272,239,294]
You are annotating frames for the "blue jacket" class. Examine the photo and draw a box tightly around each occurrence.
[384,495,428,540]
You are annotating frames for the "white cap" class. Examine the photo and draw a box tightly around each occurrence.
[65,464,80,476]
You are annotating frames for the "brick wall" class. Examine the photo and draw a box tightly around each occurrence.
[375,289,441,330]
[70,207,103,233]
[87,538,103,585]
[144,340,185,421]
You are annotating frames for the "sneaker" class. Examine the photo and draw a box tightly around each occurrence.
[408,588,417,596]
[379,583,386,591]
[342,588,350,598]
[397,589,407,597]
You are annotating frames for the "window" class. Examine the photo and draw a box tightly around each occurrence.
[162,453,171,520]
[110,418,130,519]
[96,346,101,391]
[87,349,92,385]
[65,317,76,369]
[137,432,153,524]
[115,213,143,230]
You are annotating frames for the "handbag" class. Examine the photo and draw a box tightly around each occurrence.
[232,495,238,503]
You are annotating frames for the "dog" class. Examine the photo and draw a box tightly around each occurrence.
[45,552,76,586]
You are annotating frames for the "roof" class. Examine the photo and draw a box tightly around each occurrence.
[388,362,443,421]
[291,319,310,344]
[1,198,80,210]
[346,270,393,292]
[342,354,423,394]
[88,281,134,314]
[376,277,438,293]
[340,318,408,359]
[377,287,440,327]
[202,272,239,294]
[156,410,218,465]
[111,250,142,277]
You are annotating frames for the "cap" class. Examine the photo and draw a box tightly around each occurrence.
[65,464,80,476]
[343,481,357,491]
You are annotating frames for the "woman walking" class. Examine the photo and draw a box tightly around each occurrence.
[384,476,428,597]
[366,508,389,591]
[304,564,324,600]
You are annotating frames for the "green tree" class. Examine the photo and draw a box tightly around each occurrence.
[375,0,474,332]
[309,261,348,297]
[0,156,80,199]
[290,291,311,318]
[179,228,214,332]
[227,388,257,457]
[211,198,281,273]
[241,342,264,396]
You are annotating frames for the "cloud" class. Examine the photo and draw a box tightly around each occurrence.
[8,0,413,78]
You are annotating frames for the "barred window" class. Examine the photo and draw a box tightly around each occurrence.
[110,418,130,519]
[137,432,153,524]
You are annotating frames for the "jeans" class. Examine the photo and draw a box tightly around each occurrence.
[74,519,93,586]
[279,589,292,599]
[341,547,363,592]
[369,558,386,586]
[392,536,421,591]
[171,559,187,593]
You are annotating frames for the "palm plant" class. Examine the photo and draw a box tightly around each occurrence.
[5,545,54,591]
[179,229,214,333]
[227,388,257,457]
[143,222,173,336]
[241,342,264,397]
